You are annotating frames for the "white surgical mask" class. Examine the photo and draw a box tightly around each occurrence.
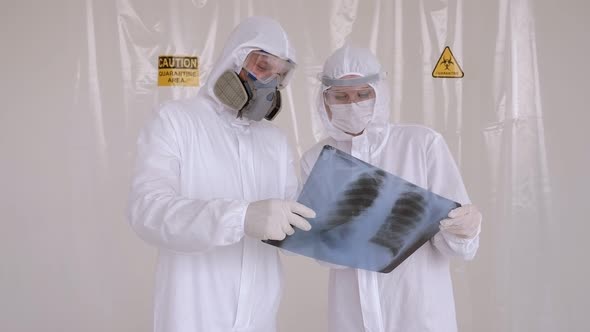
[329,99,375,135]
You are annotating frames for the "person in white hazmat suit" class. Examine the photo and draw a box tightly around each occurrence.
[301,45,482,332]
[127,17,315,332]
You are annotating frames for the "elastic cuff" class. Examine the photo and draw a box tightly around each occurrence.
[223,199,250,242]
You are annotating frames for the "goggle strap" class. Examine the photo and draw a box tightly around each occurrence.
[321,73,381,87]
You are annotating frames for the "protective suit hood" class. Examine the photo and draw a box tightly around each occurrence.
[316,45,391,141]
[200,16,296,121]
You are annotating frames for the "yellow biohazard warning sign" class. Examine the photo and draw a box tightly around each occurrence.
[432,46,464,78]
[158,55,199,87]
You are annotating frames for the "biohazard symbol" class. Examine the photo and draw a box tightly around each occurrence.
[432,46,464,78]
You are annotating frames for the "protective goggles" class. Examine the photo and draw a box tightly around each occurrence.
[324,86,376,105]
[242,50,295,87]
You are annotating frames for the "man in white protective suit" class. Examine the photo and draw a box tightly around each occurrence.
[128,16,315,332]
[301,45,482,332]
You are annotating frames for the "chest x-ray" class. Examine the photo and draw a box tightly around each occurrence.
[266,145,460,273]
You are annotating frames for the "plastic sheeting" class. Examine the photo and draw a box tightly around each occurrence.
[1,0,589,331]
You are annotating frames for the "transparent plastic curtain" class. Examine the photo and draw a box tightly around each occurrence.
[459,0,557,331]
[1,0,586,331]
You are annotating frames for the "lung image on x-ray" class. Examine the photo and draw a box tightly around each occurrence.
[265,145,460,273]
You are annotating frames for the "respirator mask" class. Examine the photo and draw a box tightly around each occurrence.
[214,50,294,121]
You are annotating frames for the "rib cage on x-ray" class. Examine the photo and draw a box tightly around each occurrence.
[371,185,426,255]
[264,145,460,273]
[371,185,428,272]
[321,170,386,231]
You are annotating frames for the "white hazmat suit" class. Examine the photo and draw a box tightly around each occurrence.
[301,46,480,332]
[128,17,298,332]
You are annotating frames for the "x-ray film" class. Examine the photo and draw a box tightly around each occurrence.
[265,145,460,273]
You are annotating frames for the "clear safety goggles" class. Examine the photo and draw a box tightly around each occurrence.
[324,85,376,105]
[242,50,295,87]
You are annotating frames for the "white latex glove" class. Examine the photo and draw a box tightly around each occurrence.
[439,204,482,239]
[244,199,316,241]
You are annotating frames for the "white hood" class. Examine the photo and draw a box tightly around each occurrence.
[316,45,391,141]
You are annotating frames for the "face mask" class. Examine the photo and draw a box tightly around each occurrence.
[213,70,282,121]
[329,99,375,135]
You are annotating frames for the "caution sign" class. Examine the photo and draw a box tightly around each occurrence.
[432,46,464,78]
[158,55,199,87]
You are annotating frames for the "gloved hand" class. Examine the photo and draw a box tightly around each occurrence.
[244,199,316,241]
[439,204,482,239]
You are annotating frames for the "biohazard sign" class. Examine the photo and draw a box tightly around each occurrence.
[432,46,464,78]
[158,55,199,87]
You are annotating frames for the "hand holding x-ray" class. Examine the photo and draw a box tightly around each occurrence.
[439,204,482,239]
[245,199,315,241]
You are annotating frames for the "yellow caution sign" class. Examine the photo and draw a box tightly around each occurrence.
[158,55,199,87]
[432,46,464,78]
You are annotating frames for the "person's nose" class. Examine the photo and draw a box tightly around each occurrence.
[349,93,360,104]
